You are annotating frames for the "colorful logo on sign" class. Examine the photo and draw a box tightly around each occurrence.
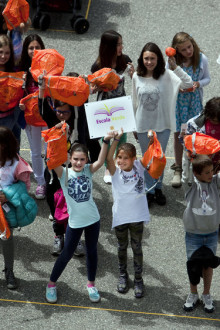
[94,104,125,116]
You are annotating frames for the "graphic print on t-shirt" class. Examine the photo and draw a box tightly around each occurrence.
[139,85,160,111]
[192,189,216,216]
[68,175,91,203]
[121,169,144,193]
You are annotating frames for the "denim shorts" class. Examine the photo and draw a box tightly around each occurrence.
[185,231,218,260]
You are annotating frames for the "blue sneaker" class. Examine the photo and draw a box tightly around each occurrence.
[46,285,57,303]
[87,286,101,302]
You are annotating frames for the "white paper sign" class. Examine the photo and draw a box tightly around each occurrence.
[85,95,136,138]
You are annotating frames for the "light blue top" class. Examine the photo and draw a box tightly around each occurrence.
[59,165,100,228]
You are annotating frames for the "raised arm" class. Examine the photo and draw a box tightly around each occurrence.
[106,129,124,175]
[168,57,193,90]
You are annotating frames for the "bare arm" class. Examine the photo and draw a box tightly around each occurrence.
[106,129,124,175]
[54,166,63,178]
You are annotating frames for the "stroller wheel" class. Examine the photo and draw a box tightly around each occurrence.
[70,15,83,29]
[39,14,51,31]
[73,17,89,34]
[32,12,42,29]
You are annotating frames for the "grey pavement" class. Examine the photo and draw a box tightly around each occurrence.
[0,0,220,329]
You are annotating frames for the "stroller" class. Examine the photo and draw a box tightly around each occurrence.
[31,0,89,33]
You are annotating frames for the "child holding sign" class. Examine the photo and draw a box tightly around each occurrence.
[107,129,150,298]
[45,131,114,304]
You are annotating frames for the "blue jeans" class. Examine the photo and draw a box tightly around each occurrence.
[137,129,170,193]
[50,221,100,283]
[185,231,218,260]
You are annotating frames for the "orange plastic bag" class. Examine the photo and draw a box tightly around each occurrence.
[0,71,24,112]
[20,91,47,127]
[184,132,220,155]
[30,49,65,82]
[142,131,166,179]
[44,75,90,106]
[0,204,11,240]
[3,0,29,30]
[87,68,120,92]
[165,47,176,57]
[41,122,68,170]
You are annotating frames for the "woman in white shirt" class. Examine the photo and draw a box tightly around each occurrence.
[132,42,193,206]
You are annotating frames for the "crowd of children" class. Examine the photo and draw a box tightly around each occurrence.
[0,4,219,314]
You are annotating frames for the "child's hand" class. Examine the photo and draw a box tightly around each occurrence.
[168,56,177,71]
[0,192,7,204]
[147,130,154,145]
[19,103,25,111]
[104,131,115,141]
[38,70,46,89]
[55,121,64,129]
[114,128,124,141]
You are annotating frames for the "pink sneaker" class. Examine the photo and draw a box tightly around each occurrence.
[35,184,46,199]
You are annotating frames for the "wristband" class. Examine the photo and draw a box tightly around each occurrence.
[114,138,120,141]
[103,139,110,145]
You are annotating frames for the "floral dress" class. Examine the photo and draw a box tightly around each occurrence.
[176,55,202,132]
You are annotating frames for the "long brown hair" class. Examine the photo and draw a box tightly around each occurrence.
[137,42,165,79]
[95,30,127,72]
[171,32,201,72]
[0,126,18,167]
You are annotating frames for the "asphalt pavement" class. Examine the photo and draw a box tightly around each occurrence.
[0,0,220,329]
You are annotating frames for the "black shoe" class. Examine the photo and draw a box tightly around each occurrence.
[146,193,155,207]
[134,278,144,298]
[155,189,166,205]
[117,273,129,294]
[4,268,17,290]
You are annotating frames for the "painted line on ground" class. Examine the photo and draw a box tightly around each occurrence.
[0,298,219,322]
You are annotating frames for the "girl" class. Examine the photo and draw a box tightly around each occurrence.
[45,133,113,304]
[91,30,134,184]
[0,35,22,145]
[168,32,210,187]
[0,126,33,289]
[132,42,193,206]
[38,73,86,257]
[107,129,150,298]
[19,34,47,200]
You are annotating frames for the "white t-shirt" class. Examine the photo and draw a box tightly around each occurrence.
[132,67,193,133]
[111,160,150,228]
[0,159,18,188]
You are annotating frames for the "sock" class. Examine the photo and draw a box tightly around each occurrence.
[48,284,56,288]
[87,284,94,288]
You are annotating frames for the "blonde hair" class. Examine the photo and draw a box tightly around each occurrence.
[171,32,201,72]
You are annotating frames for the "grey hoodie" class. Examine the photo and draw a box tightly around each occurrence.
[183,174,220,234]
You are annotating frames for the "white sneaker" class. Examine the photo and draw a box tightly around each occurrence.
[103,175,112,184]
[35,184,46,199]
[52,235,64,256]
[183,293,199,311]
[201,294,215,313]
[103,169,112,184]
[74,240,85,257]
[48,214,54,221]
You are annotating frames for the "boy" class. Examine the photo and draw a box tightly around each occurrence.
[183,154,220,313]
